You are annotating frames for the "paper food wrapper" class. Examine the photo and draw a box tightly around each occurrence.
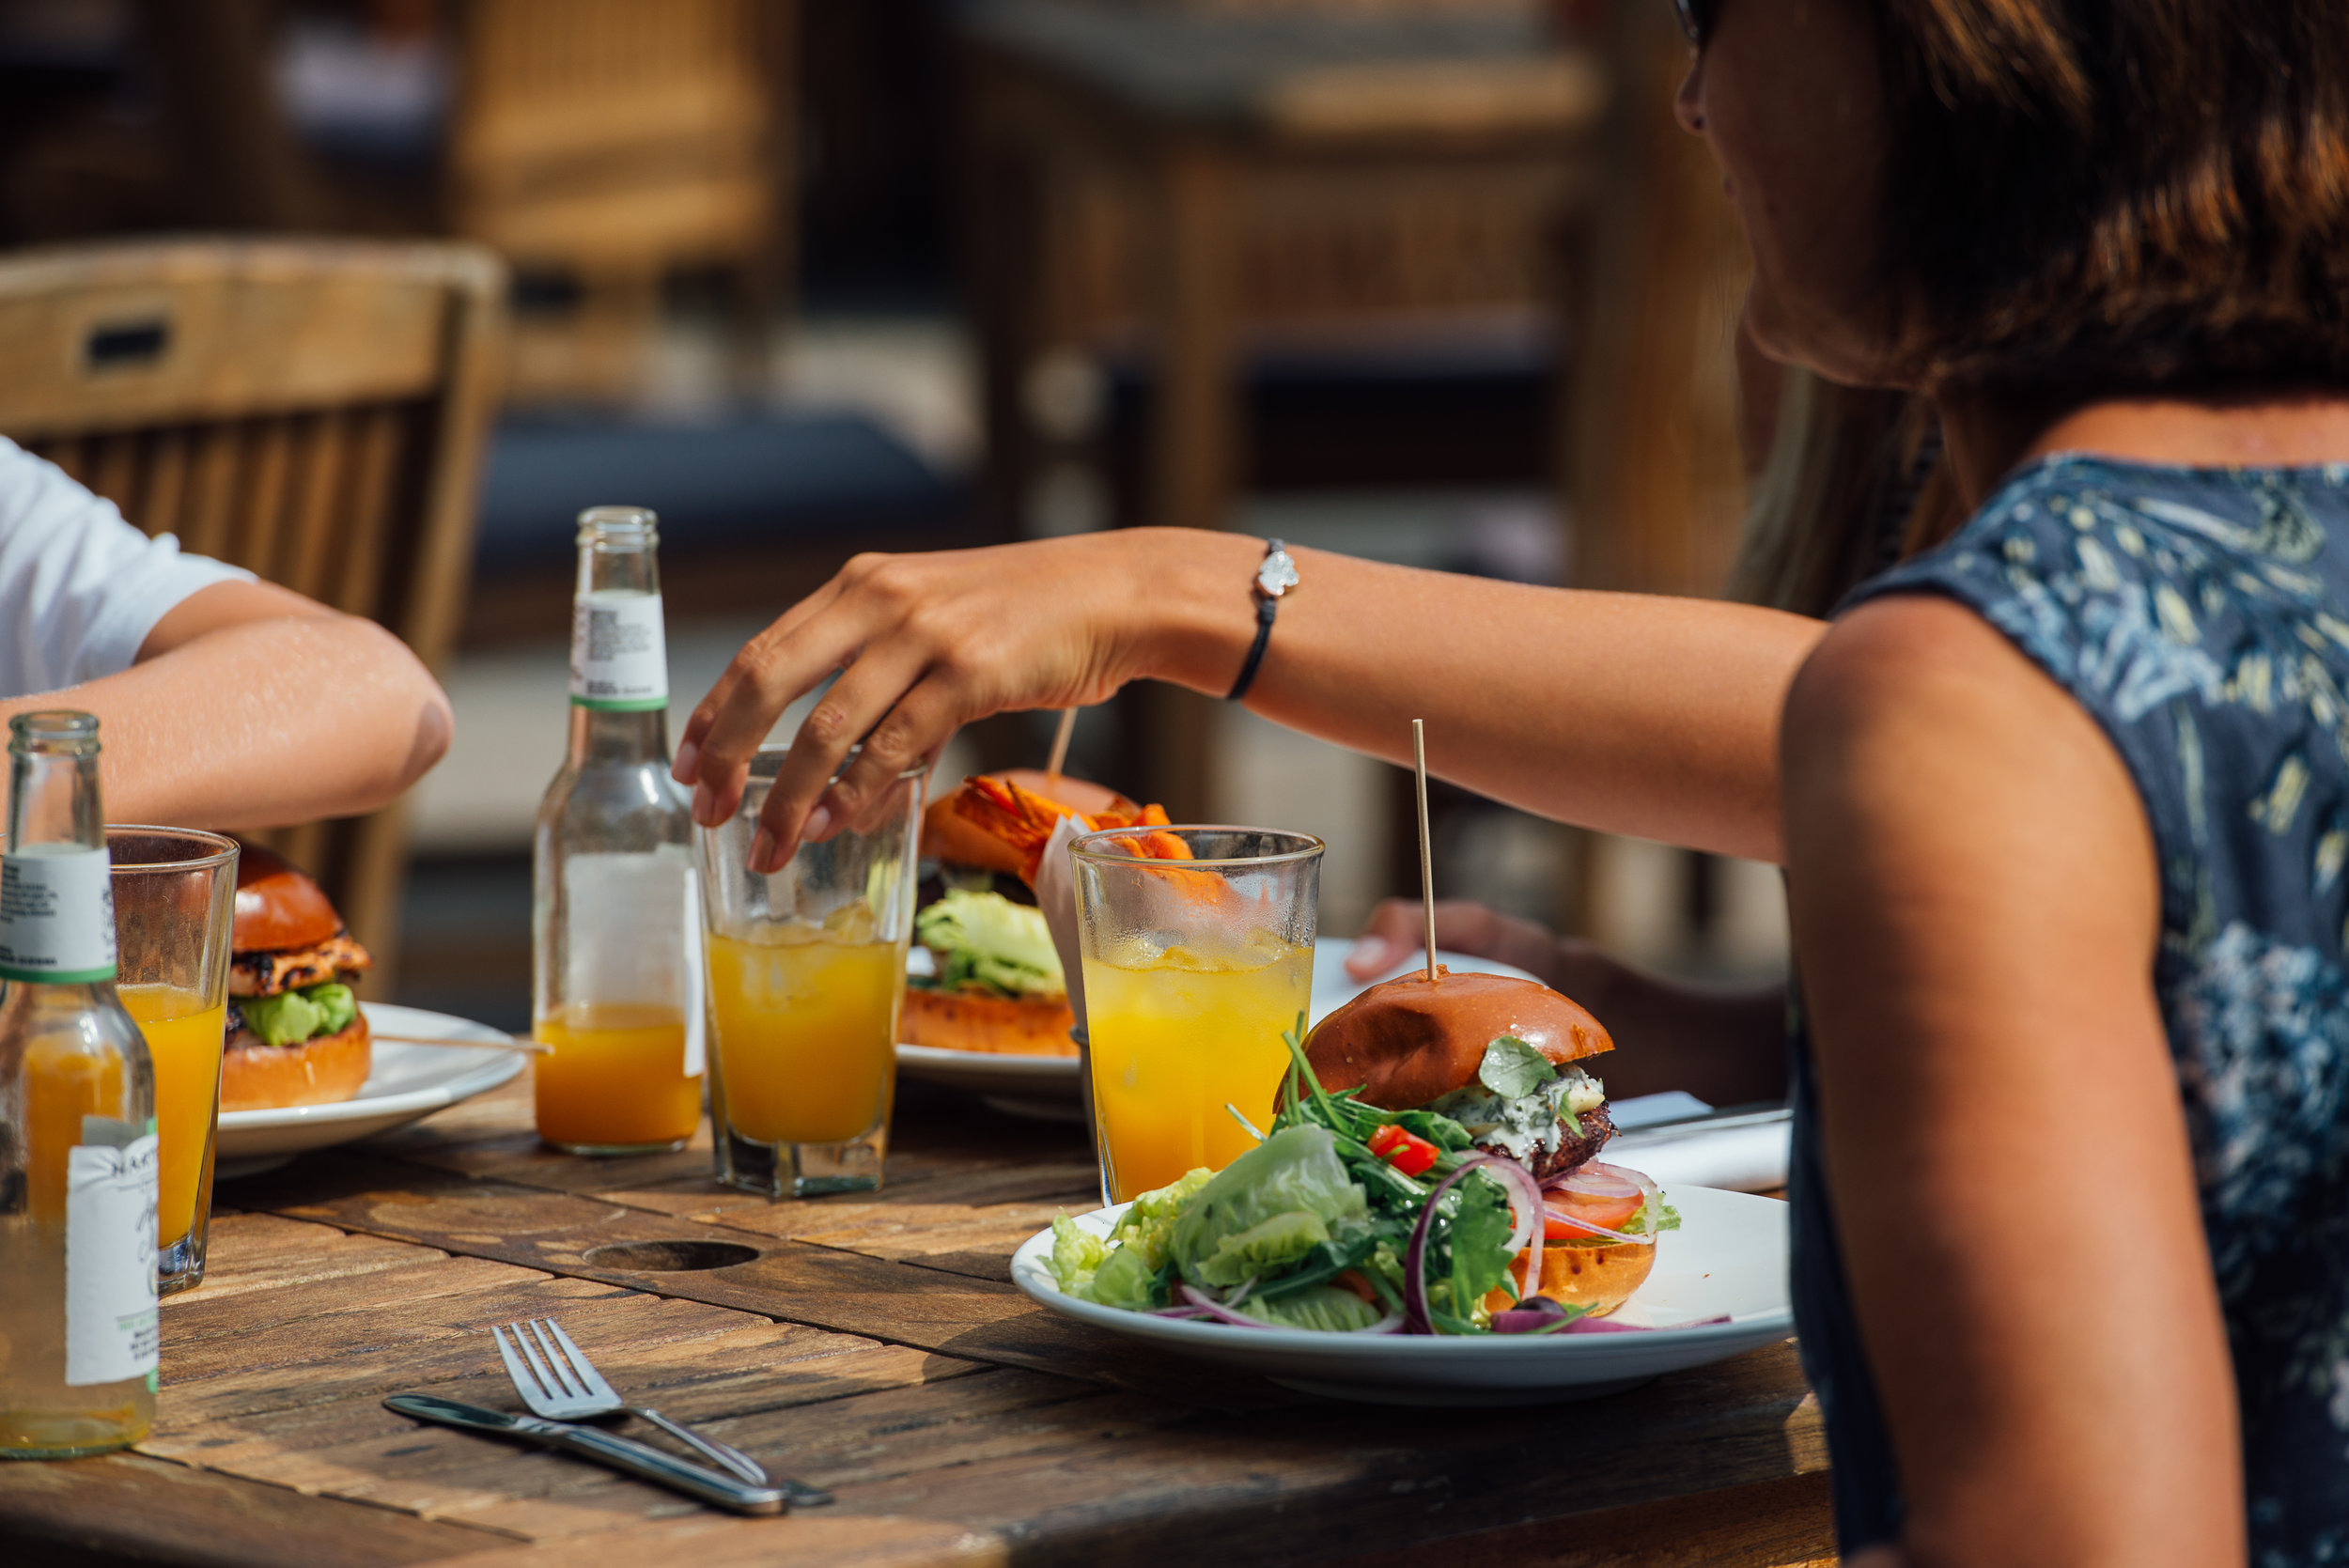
[1033,813,1091,1033]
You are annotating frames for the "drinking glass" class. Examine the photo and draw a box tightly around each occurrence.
[696,750,923,1197]
[108,827,238,1295]
[1071,827,1322,1204]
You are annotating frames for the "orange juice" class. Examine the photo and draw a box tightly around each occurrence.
[21,1039,126,1224]
[534,1002,701,1149]
[118,984,225,1248]
[706,932,899,1145]
[1082,939,1313,1201]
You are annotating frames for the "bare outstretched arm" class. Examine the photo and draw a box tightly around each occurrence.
[674,530,1824,872]
[0,579,453,831]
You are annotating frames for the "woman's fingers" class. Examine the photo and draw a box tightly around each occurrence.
[674,572,848,788]
[743,640,939,871]
[757,669,970,867]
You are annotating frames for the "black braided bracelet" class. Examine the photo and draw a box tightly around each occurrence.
[1226,538,1298,703]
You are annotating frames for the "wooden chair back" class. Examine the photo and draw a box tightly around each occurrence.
[0,239,507,990]
[447,0,785,273]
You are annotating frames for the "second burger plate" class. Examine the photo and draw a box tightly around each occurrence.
[895,937,1541,1120]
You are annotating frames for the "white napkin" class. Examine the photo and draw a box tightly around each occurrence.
[1032,813,1091,1033]
[1607,1109,1791,1194]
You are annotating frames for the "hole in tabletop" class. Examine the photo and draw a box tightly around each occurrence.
[581,1239,761,1272]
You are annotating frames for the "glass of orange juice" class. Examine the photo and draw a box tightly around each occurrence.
[1071,827,1322,1204]
[107,828,238,1295]
[696,749,923,1197]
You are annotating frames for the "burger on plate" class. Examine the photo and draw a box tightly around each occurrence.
[902,769,1143,1058]
[221,846,373,1110]
[1299,965,1676,1316]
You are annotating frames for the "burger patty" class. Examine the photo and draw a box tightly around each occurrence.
[229,930,371,997]
[1479,1099,1616,1183]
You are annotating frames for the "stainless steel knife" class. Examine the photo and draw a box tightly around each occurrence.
[383,1394,788,1514]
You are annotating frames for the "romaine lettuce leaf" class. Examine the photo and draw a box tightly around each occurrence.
[1195,1209,1329,1287]
[1168,1124,1368,1286]
[1242,1285,1382,1332]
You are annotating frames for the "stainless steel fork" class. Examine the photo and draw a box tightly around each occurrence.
[492,1319,830,1504]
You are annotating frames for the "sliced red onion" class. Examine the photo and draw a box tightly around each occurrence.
[1539,1160,1665,1248]
[1563,1312,1732,1335]
[1404,1154,1546,1333]
[1176,1283,1403,1334]
[1547,1161,1642,1198]
[1539,1203,1644,1248]
[1489,1296,1577,1334]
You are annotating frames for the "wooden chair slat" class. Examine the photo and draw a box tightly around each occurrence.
[44,437,86,485]
[140,427,192,540]
[181,423,243,562]
[230,416,295,581]
[334,405,405,619]
[86,431,141,518]
[280,411,348,599]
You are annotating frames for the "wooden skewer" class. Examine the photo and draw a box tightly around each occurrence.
[370,1032,552,1056]
[1412,718,1438,983]
[1045,706,1078,782]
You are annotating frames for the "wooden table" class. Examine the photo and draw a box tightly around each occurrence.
[0,1070,1831,1567]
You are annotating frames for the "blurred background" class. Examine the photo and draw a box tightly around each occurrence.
[0,0,1783,1032]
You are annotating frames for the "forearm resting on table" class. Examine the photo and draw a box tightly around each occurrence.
[1153,537,1826,864]
[2,593,451,831]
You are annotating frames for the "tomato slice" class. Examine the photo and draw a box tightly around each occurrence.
[1545,1188,1643,1237]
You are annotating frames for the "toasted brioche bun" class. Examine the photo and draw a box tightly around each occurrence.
[902,987,1078,1056]
[920,770,1130,877]
[220,1011,372,1110]
[233,843,345,953]
[1488,1235,1657,1320]
[1299,966,1612,1111]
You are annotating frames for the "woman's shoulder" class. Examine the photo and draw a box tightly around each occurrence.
[1847,456,2349,726]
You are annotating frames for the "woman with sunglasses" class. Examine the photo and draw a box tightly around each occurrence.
[680,3,2347,1560]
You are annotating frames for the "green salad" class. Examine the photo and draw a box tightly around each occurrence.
[1048,1019,1679,1336]
[912,889,1065,999]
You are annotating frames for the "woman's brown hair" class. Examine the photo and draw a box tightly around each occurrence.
[1873,0,2349,395]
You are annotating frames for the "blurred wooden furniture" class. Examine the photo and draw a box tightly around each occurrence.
[959,0,1606,816]
[447,0,793,401]
[0,1072,1835,1565]
[0,238,508,988]
[1559,0,1754,950]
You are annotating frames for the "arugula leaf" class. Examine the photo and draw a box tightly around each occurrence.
[1478,1035,1558,1100]
[1442,1170,1520,1311]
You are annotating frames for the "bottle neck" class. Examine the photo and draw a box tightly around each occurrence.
[7,747,103,853]
[567,704,670,767]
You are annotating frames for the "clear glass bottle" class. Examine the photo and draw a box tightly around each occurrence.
[0,711,160,1458]
[531,508,706,1155]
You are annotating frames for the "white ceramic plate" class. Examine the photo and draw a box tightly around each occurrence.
[214,1002,525,1177]
[1011,1185,1793,1405]
[895,937,1542,1119]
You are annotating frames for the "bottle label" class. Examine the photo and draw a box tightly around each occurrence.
[570,591,669,711]
[66,1131,160,1386]
[557,850,706,1077]
[0,846,118,984]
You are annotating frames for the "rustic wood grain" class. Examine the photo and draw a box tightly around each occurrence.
[0,1452,509,1568]
[11,1050,1827,1567]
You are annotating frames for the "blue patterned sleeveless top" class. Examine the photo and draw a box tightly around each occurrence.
[1791,455,2349,1565]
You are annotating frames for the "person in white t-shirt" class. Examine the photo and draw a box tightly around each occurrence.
[0,439,452,828]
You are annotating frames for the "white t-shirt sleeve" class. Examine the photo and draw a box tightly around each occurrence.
[0,438,256,698]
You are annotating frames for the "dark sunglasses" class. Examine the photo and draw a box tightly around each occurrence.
[1673,0,1719,46]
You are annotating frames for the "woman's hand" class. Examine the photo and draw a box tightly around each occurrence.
[673,530,1262,871]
